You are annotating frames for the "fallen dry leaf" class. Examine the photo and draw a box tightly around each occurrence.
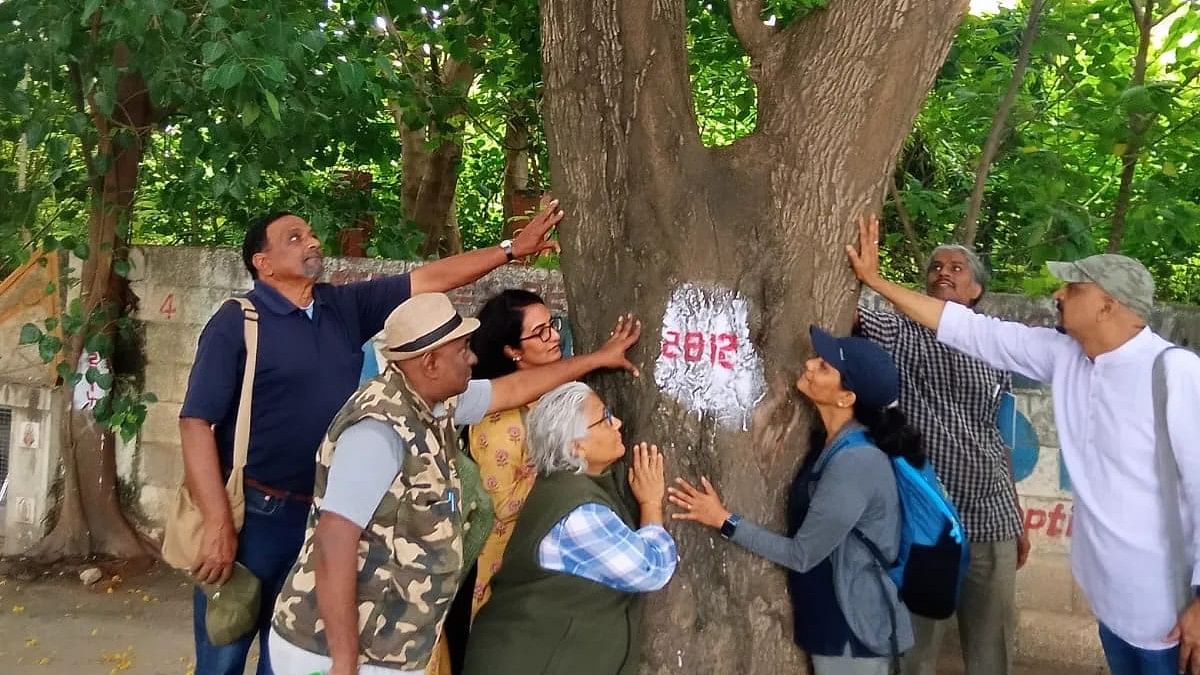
[11,604,25,614]
[25,637,38,648]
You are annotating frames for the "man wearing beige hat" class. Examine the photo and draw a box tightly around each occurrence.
[847,215,1200,675]
[268,293,643,675]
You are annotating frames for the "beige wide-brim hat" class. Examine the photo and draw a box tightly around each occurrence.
[383,293,480,361]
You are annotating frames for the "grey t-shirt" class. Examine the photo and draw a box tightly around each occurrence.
[321,379,492,528]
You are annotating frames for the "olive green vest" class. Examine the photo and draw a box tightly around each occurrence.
[463,470,644,675]
[272,371,463,671]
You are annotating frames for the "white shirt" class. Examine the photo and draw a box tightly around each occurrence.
[938,301,1200,649]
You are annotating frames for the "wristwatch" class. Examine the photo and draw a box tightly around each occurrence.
[720,513,742,540]
[499,239,515,262]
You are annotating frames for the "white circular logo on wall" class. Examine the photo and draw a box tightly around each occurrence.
[654,283,766,429]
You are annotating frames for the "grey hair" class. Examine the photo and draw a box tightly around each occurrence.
[927,244,989,285]
[927,244,989,302]
[526,382,593,476]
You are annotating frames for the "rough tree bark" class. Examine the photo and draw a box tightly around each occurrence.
[958,0,1046,247]
[29,44,155,562]
[542,0,967,671]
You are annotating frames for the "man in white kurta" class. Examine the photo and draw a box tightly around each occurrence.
[846,215,1200,675]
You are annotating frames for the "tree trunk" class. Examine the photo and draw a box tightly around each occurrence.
[28,55,154,562]
[958,0,1046,247]
[1107,0,1155,253]
[502,112,533,238]
[392,55,475,258]
[541,0,967,672]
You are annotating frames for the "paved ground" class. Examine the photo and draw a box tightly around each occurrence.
[0,563,1100,675]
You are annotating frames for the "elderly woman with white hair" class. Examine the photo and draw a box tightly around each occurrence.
[462,382,676,675]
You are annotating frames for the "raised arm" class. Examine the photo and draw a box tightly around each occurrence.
[409,196,563,295]
[486,314,642,413]
[848,214,1061,383]
[847,214,947,331]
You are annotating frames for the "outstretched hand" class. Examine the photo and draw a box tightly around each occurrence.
[511,194,564,259]
[846,214,883,285]
[667,477,731,529]
[628,442,666,507]
[595,313,643,377]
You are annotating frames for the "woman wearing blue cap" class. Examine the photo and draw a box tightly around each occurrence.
[669,326,924,675]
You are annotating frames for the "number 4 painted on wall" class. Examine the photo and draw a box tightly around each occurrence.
[159,293,177,320]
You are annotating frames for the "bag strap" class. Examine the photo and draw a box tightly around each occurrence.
[228,297,259,476]
[852,528,901,672]
[1152,346,1192,608]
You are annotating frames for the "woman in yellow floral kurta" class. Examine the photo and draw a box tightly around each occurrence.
[467,290,565,612]
[427,289,565,675]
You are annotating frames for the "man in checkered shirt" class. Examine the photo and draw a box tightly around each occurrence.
[857,244,1027,675]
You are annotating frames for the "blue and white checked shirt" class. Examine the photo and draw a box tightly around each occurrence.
[537,503,677,592]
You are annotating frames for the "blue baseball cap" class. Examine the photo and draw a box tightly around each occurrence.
[808,325,899,411]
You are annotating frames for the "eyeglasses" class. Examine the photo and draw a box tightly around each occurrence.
[520,315,564,343]
[587,406,614,429]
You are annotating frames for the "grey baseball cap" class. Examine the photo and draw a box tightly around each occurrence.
[1047,254,1155,319]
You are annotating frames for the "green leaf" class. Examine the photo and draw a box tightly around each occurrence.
[202,41,227,64]
[19,323,42,345]
[164,8,186,36]
[85,366,101,384]
[81,0,103,24]
[44,317,58,332]
[143,392,159,403]
[84,332,113,355]
[56,362,73,380]
[38,335,62,363]
[241,100,261,126]
[264,90,281,121]
[68,373,83,387]
[95,372,114,390]
[215,61,246,90]
[113,259,131,278]
[94,90,115,117]
[73,241,90,260]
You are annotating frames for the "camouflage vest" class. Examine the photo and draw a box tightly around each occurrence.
[272,370,464,671]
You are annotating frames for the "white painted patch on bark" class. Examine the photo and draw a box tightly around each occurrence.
[654,283,766,428]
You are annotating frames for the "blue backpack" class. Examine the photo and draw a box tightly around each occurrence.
[817,431,969,620]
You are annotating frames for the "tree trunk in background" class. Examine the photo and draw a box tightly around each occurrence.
[502,112,533,238]
[1107,0,1155,253]
[394,56,475,258]
[30,51,154,562]
[542,0,968,671]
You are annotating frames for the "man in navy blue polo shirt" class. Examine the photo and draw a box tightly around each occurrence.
[179,203,565,675]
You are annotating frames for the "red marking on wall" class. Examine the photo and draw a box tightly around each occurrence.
[1021,502,1073,538]
[159,293,177,319]
[660,330,738,369]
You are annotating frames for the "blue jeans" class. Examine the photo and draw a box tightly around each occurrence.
[193,486,310,675]
[1099,623,1179,675]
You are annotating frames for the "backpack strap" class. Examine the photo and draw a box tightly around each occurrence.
[1152,345,1194,610]
[852,528,901,672]
[228,297,259,475]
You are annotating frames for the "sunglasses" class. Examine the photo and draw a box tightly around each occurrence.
[587,406,614,429]
[520,315,565,343]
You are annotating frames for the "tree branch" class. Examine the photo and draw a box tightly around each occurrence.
[729,0,776,63]
[958,0,1046,247]
[1107,0,1155,253]
[1129,0,1145,24]
[888,174,925,271]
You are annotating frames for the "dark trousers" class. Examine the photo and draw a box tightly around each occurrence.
[193,486,309,675]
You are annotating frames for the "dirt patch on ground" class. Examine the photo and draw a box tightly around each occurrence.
[0,562,215,674]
